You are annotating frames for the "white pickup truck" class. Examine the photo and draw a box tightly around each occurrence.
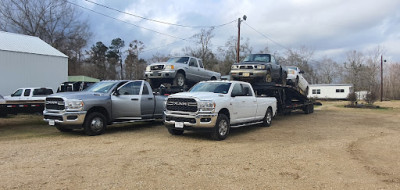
[164,80,277,140]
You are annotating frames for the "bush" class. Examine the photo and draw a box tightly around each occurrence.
[364,91,378,105]
[347,92,357,106]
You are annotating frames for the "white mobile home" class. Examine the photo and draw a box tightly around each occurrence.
[308,84,353,100]
[0,31,68,96]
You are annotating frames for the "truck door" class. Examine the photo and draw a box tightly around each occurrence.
[229,84,257,124]
[140,82,155,118]
[8,89,23,101]
[111,81,142,119]
[197,60,209,81]
[21,89,31,101]
[187,58,200,82]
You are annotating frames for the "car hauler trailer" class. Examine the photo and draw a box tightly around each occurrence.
[252,83,314,115]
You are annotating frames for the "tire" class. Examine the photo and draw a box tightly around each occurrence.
[262,108,273,127]
[168,128,184,135]
[210,114,230,141]
[84,112,106,136]
[295,77,299,88]
[211,76,217,80]
[303,104,312,114]
[305,86,309,96]
[281,71,287,85]
[56,125,73,132]
[264,70,273,83]
[173,73,186,87]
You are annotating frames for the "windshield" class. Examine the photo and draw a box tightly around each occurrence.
[190,82,231,94]
[287,66,297,70]
[84,81,118,93]
[243,54,271,63]
[167,57,189,64]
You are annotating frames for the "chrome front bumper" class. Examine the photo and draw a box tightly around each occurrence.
[145,70,176,79]
[164,111,218,128]
[43,110,87,125]
[230,69,267,79]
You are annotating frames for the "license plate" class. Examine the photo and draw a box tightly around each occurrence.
[175,122,184,128]
[243,73,250,77]
[49,120,55,126]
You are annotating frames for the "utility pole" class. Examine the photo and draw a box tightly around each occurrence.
[380,56,386,102]
[237,15,247,63]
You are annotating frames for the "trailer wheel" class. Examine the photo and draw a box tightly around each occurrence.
[168,128,184,135]
[56,125,72,132]
[84,112,106,136]
[262,108,273,127]
[303,104,312,114]
[281,71,287,85]
[211,114,230,141]
[295,77,299,87]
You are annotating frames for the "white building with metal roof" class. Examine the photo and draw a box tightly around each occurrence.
[308,84,353,100]
[0,31,68,96]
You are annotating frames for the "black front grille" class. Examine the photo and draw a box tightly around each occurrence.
[44,115,63,121]
[165,116,196,123]
[45,98,65,110]
[151,65,164,70]
[239,65,254,69]
[166,98,197,112]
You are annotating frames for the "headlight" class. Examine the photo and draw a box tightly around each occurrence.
[198,100,215,112]
[146,66,151,72]
[231,65,239,69]
[255,65,266,70]
[289,70,295,75]
[65,99,84,111]
[165,65,174,70]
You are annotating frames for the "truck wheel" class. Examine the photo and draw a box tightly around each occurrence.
[281,71,287,85]
[56,125,72,132]
[211,114,230,141]
[303,104,312,114]
[84,112,106,136]
[264,71,272,83]
[173,73,186,87]
[295,77,299,87]
[168,128,184,135]
[262,108,273,127]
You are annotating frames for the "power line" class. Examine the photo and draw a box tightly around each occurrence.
[243,22,291,51]
[66,0,189,41]
[82,0,236,28]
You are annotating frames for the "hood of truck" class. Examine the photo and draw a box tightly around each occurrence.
[47,91,110,100]
[168,92,226,101]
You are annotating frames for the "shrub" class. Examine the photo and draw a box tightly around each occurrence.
[364,91,378,105]
[347,92,357,106]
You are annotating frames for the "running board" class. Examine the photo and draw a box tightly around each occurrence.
[112,119,155,124]
[230,121,263,128]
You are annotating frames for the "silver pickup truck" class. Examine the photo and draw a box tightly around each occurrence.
[43,80,166,136]
[144,56,221,88]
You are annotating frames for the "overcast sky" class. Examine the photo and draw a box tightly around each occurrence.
[75,0,400,63]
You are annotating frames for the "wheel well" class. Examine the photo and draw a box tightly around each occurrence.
[218,108,230,119]
[211,76,217,80]
[86,107,110,123]
[177,69,185,77]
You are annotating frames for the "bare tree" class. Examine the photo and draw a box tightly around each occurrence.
[0,0,91,75]
[147,52,170,64]
[280,46,316,83]
[384,62,400,99]
[125,40,145,80]
[216,36,252,75]
[315,56,344,84]
[183,27,217,69]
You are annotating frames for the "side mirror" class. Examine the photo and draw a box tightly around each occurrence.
[113,90,120,96]
[299,70,305,74]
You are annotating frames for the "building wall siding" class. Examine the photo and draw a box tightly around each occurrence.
[0,50,68,95]
[308,85,352,99]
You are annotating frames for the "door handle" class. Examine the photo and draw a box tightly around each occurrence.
[131,98,138,101]
[148,98,153,100]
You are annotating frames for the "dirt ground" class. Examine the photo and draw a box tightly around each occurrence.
[0,101,399,189]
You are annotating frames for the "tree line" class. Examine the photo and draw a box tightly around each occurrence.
[1,0,399,99]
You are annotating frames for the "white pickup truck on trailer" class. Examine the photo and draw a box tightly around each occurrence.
[164,80,277,140]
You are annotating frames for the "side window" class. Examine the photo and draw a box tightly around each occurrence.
[189,58,198,67]
[270,56,277,64]
[231,84,243,96]
[12,89,23,97]
[242,84,253,96]
[142,83,150,95]
[198,60,204,68]
[33,88,53,96]
[24,89,31,96]
[118,81,142,95]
